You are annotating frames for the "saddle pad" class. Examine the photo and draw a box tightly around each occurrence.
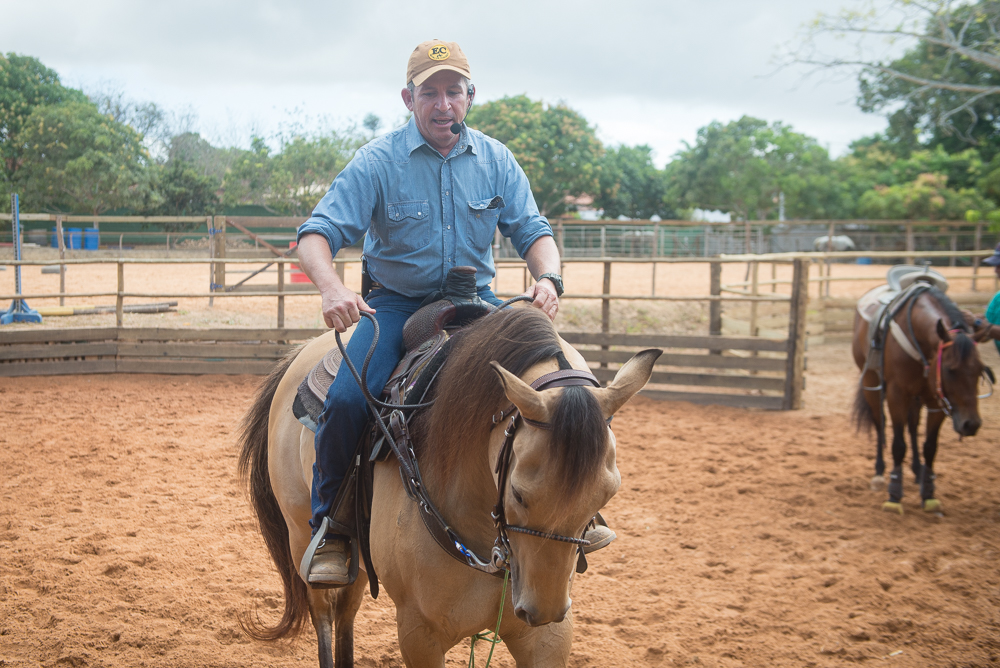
[857,284,923,362]
[857,285,893,323]
[293,347,343,432]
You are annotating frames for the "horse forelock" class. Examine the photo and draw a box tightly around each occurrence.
[551,384,608,495]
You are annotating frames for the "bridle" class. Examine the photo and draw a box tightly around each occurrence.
[334,301,605,577]
[487,369,604,571]
[928,328,993,417]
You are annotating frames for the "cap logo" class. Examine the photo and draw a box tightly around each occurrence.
[428,45,450,61]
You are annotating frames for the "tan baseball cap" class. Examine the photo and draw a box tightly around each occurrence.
[406,40,471,87]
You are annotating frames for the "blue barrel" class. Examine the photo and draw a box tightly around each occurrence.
[83,228,99,250]
[51,227,60,248]
[67,228,82,249]
[856,257,873,265]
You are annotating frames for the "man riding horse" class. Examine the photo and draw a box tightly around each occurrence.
[295,40,613,585]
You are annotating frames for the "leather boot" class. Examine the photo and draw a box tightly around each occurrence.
[583,513,616,554]
[307,537,351,586]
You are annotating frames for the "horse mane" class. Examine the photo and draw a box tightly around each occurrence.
[414,307,607,494]
[925,286,975,363]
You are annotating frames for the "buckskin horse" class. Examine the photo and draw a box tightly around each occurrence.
[237,305,659,667]
[852,275,994,513]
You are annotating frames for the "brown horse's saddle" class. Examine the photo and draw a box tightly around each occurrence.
[292,267,494,433]
[857,266,949,365]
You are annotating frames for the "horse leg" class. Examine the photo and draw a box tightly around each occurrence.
[864,379,887,491]
[920,409,947,513]
[503,615,574,668]
[308,587,336,668]
[394,610,448,668]
[907,398,922,482]
[332,573,368,668]
[882,390,908,514]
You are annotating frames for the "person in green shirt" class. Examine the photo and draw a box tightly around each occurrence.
[981,242,1000,354]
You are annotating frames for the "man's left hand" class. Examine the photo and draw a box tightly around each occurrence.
[523,278,559,320]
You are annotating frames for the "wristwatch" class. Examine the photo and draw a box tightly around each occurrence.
[538,273,564,297]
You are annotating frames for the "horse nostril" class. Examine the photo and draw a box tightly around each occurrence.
[514,605,534,626]
[965,419,982,436]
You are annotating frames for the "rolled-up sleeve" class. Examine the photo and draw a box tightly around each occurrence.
[296,149,376,257]
[497,147,552,258]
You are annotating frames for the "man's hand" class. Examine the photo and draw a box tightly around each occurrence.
[522,278,559,321]
[321,283,376,333]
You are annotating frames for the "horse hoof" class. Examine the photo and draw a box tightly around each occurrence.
[882,501,904,515]
[922,499,942,513]
[870,475,886,491]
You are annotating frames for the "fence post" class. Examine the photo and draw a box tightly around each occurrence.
[556,220,565,258]
[905,221,915,265]
[783,258,808,410]
[277,258,285,328]
[212,215,227,292]
[709,261,722,355]
[749,261,759,337]
[950,232,957,267]
[55,215,66,307]
[207,216,215,308]
[601,261,611,370]
[116,260,124,328]
[973,220,983,291]
[825,221,835,298]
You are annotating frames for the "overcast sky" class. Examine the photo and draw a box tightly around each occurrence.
[3,0,897,166]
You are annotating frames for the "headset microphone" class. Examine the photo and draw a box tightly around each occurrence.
[450,83,475,135]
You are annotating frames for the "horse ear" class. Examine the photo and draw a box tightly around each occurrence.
[489,361,549,423]
[937,319,952,342]
[592,349,662,417]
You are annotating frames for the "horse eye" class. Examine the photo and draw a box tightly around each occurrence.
[512,488,525,507]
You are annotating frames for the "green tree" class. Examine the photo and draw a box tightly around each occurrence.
[16,100,154,214]
[272,131,361,215]
[468,95,603,217]
[220,135,285,213]
[149,159,219,216]
[790,0,1000,159]
[856,172,990,219]
[669,116,841,220]
[595,145,674,219]
[0,53,87,185]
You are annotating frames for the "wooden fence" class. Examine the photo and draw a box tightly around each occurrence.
[0,327,324,376]
[0,254,811,410]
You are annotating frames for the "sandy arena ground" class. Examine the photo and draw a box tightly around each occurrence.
[2,261,1000,667]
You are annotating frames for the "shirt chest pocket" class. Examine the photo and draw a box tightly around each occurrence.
[467,198,503,251]
[385,200,432,252]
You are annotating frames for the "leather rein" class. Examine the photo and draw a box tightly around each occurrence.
[335,303,602,577]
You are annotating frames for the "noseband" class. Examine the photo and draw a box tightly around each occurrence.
[488,369,603,571]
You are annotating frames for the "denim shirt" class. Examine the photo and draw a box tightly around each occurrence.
[297,117,552,298]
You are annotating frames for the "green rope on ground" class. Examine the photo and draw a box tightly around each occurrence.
[468,569,509,668]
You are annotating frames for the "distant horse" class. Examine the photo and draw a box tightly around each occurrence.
[852,285,993,513]
[237,306,659,667]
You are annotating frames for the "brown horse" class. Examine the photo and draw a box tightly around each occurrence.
[852,286,993,513]
[237,306,659,667]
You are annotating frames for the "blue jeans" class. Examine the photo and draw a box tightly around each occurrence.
[310,287,504,534]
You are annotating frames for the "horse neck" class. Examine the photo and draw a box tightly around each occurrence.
[417,399,504,552]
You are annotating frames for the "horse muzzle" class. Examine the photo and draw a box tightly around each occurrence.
[513,599,571,627]
[953,415,982,437]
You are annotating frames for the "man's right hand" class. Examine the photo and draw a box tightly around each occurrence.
[321,284,376,333]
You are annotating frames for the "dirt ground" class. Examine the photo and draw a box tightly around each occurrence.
[2,261,1000,667]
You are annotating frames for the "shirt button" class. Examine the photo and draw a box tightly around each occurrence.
[445,191,450,195]
[476,213,480,218]
[417,212,422,217]
[447,225,451,230]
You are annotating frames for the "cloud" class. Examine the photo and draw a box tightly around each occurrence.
[3,0,891,160]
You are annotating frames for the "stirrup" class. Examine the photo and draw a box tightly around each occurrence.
[299,516,358,589]
[583,512,617,554]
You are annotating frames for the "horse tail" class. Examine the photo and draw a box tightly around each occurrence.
[236,347,309,641]
[851,379,877,435]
